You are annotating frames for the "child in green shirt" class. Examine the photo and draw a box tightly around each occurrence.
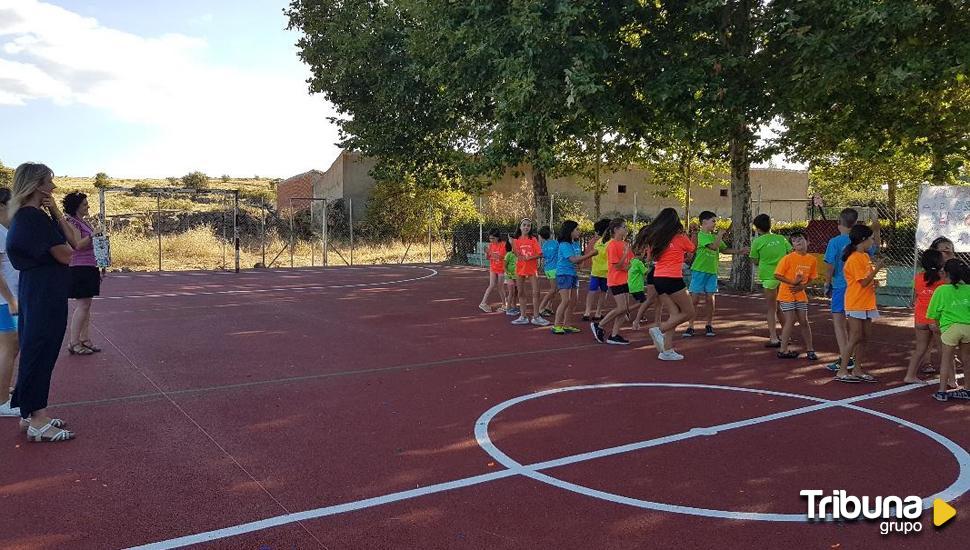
[503,239,519,315]
[926,259,970,402]
[685,211,748,337]
[749,214,793,347]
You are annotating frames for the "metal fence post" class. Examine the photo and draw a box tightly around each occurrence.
[322,199,328,266]
[288,199,294,268]
[221,195,227,269]
[233,190,240,273]
[310,203,315,266]
[633,192,638,225]
[156,193,162,272]
[349,198,354,266]
[428,204,433,264]
[549,194,554,229]
[260,200,266,268]
[478,195,484,267]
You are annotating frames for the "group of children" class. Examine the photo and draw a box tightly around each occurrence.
[478,208,969,401]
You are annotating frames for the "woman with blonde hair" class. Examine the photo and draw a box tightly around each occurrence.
[6,162,79,442]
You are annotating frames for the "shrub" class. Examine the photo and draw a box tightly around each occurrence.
[365,175,478,241]
[182,171,210,191]
[94,172,111,188]
[0,160,15,187]
[221,174,231,183]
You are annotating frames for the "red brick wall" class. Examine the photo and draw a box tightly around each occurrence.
[276,174,314,211]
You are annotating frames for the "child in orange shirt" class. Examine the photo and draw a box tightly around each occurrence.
[479,229,507,312]
[904,249,945,383]
[512,218,549,326]
[772,232,818,360]
[836,225,884,383]
[592,218,634,345]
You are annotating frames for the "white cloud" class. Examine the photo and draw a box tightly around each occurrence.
[0,0,341,177]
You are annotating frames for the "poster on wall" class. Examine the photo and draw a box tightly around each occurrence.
[917,185,970,252]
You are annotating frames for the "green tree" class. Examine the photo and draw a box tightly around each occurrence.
[221,174,231,183]
[768,0,970,184]
[181,171,210,191]
[0,160,13,187]
[364,172,478,242]
[94,172,111,188]
[646,137,728,223]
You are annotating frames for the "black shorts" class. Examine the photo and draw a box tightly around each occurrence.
[631,291,646,303]
[609,284,629,296]
[646,267,655,286]
[69,266,101,299]
[653,277,686,296]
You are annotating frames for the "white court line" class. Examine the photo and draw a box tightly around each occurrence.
[100,266,438,300]
[128,381,955,549]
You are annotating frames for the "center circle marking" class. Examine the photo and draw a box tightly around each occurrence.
[474,383,970,522]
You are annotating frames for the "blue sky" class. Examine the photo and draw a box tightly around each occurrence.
[0,0,342,177]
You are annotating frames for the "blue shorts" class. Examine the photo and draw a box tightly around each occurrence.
[588,276,608,292]
[831,286,846,314]
[0,304,17,333]
[557,274,579,290]
[688,270,718,294]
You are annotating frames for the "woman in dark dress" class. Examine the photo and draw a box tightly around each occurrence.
[7,163,79,442]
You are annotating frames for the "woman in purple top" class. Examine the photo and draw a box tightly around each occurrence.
[62,192,102,355]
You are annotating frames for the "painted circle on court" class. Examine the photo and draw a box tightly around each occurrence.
[474,383,970,522]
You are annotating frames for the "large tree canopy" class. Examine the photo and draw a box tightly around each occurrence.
[287,0,969,289]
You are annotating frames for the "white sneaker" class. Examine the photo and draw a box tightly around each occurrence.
[479,303,491,313]
[667,350,685,360]
[658,350,683,361]
[0,401,20,417]
[649,327,666,352]
[512,316,530,325]
[531,316,551,327]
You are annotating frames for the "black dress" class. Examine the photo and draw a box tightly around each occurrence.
[6,206,69,419]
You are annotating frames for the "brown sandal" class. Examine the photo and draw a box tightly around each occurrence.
[81,340,102,353]
[68,344,94,356]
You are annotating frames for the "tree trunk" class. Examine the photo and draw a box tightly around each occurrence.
[929,146,948,185]
[728,136,753,291]
[532,166,550,221]
[594,191,601,220]
[683,157,692,222]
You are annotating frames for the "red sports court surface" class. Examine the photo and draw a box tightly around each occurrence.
[1,264,968,549]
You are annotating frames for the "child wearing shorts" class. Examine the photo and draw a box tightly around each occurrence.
[592,218,634,345]
[823,208,880,372]
[503,239,519,316]
[749,214,792,347]
[772,231,817,360]
[479,229,507,312]
[926,259,970,402]
[553,220,598,334]
[583,219,611,322]
[904,249,945,383]
[538,225,559,317]
[836,224,883,383]
[685,211,747,338]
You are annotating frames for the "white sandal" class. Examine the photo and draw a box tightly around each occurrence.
[27,421,75,442]
[20,418,67,433]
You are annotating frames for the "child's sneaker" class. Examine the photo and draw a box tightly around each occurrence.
[505,308,517,316]
[0,401,19,417]
[806,351,818,361]
[591,322,605,343]
[563,326,581,333]
[705,325,715,337]
[683,327,695,338]
[658,350,684,361]
[552,326,566,335]
[933,391,950,402]
[948,389,970,400]
[648,326,666,352]
[512,316,530,325]
[607,335,630,346]
[540,309,554,317]
[479,303,491,313]
[531,316,551,327]
[497,306,507,313]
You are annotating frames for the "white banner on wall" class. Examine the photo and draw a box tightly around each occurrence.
[917,185,970,252]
